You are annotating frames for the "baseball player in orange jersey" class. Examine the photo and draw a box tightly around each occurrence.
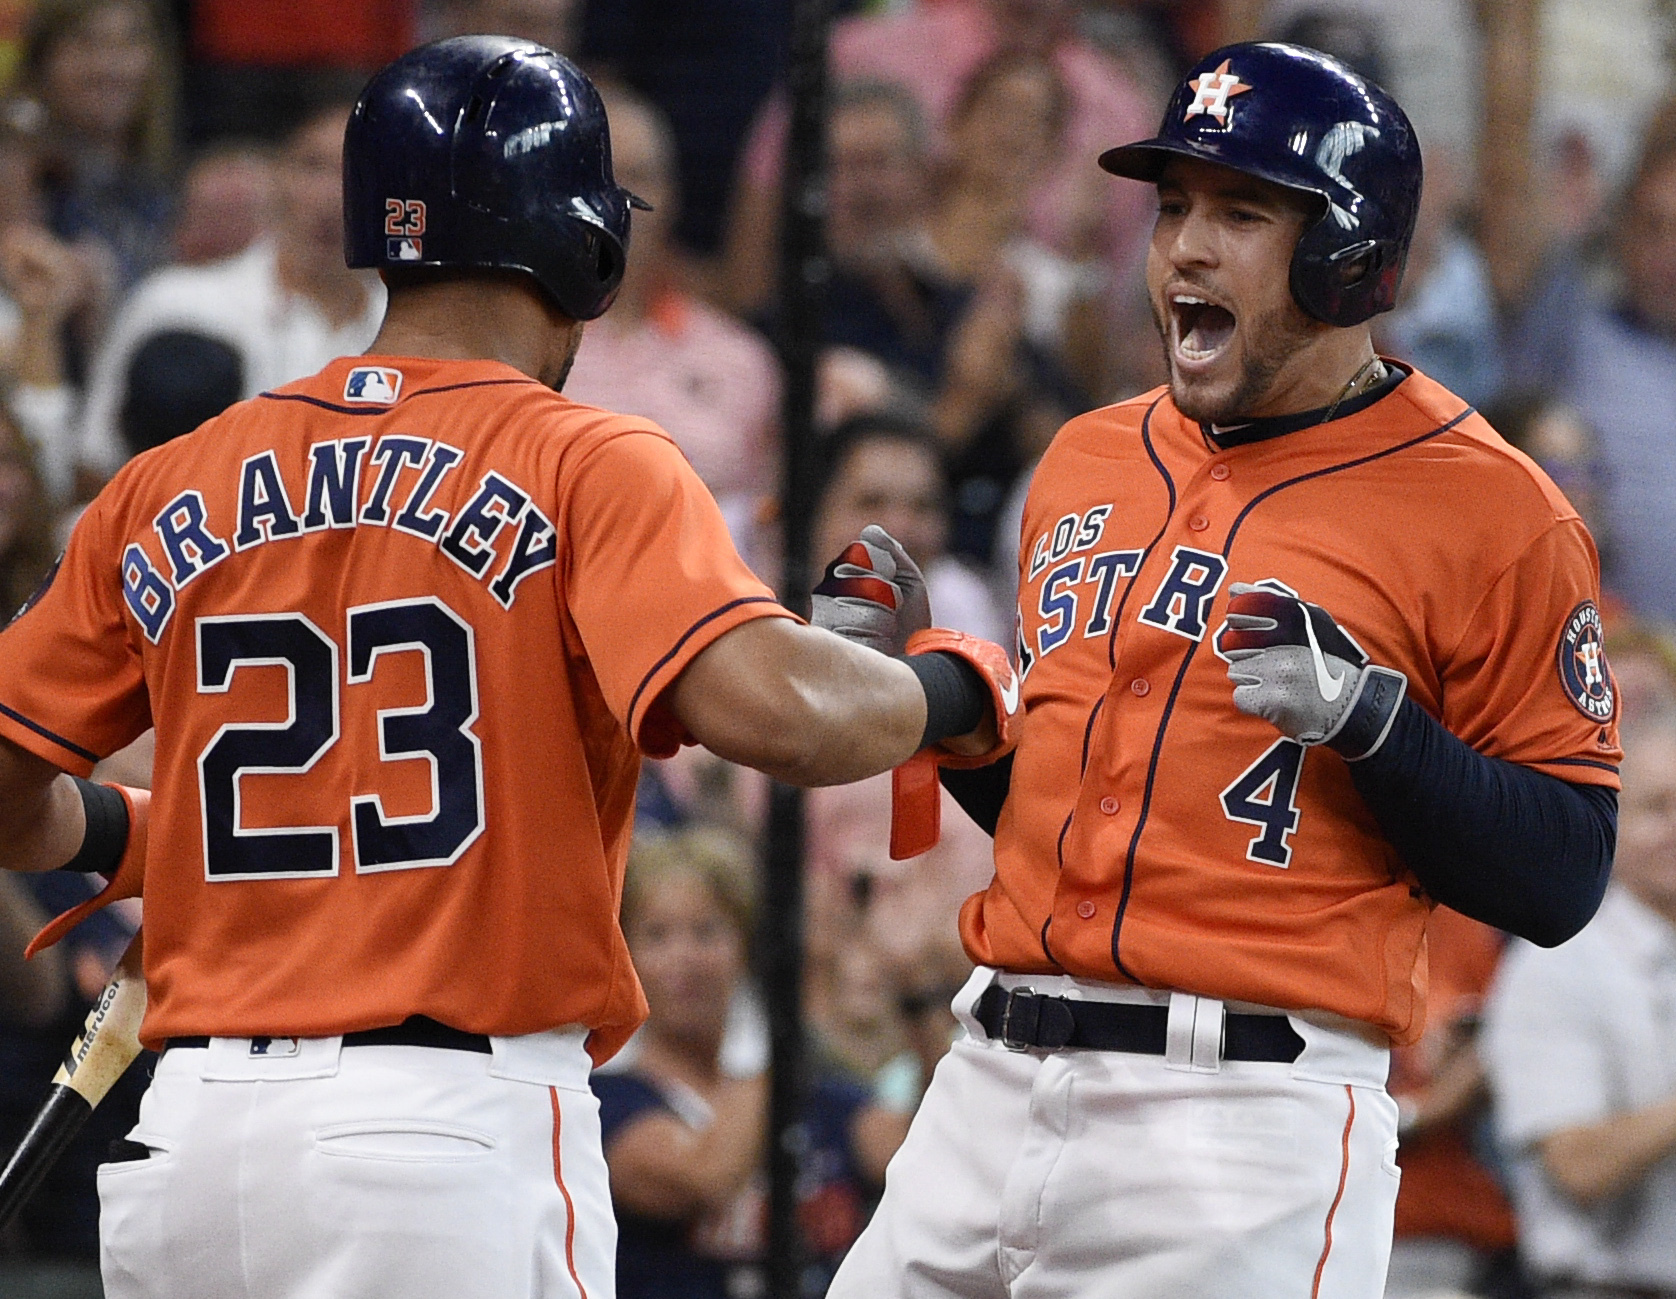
[814,43,1620,1299]
[0,38,1018,1299]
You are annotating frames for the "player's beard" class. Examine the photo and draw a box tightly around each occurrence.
[1152,293,1317,426]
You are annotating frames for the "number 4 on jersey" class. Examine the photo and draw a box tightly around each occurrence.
[1220,738,1305,867]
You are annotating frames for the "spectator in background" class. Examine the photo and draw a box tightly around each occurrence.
[578,0,787,259]
[118,329,243,456]
[0,217,98,503]
[77,96,383,479]
[764,79,1080,563]
[1543,111,1676,622]
[439,0,575,56]
[924,52,1109,417]
[726,0,1155,317]
[799,81,948,386]
[171,143,273,266]
[798,416,996,1070]
[1274,7,1390,87]
[593,829,906,1299]
[1484,719,1676,1298]
[0,874,66,1030]
[814,414,1004,645]
[1605,619,1676,727]
[1487,390,1616,606]
[0,607,145,1275]
[0,406,61,616]
[17,0,179,304]
[183,1,411,143]
[1384,906,1522,1299]
[1377,144,1503,410]
[806,941,908,1089]
[562,88,781,549]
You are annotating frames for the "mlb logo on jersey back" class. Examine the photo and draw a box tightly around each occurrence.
[344,367,403,404]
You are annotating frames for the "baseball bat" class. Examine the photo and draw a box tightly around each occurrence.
[0,930,146,1231]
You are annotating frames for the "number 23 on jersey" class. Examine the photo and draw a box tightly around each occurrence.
[195,594,484,880]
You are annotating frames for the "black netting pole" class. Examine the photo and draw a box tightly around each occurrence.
[763,0,833,1295]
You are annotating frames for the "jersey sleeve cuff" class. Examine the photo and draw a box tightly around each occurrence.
[629,596,799,759]
[1521,755,1621,788]
[0,700,100,776]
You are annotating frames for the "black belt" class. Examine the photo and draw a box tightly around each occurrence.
[974,984,1304,1062]
[163,1015,491,1055]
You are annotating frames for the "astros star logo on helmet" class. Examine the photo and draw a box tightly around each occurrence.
[1184,60,1252,124]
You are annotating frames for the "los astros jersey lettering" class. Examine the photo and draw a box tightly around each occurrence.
[0,356,794,1061]
[974,366,1621,1044]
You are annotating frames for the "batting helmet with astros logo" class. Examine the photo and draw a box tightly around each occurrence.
[1099,41,1422,328]
[343,35,650,322]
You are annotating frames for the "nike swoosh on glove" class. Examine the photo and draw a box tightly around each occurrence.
[810,524,932,656]
[1214,582,1407,760]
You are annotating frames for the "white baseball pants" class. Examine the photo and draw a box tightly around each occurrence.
[829,969,1400,1299]
[98,1029,615,1299]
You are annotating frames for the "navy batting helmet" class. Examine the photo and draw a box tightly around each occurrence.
[344,35,648,322]
[1100,42,1421,328]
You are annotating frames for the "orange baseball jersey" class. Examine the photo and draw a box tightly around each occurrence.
[969,364,1621,1045]
[0,355,793,1062]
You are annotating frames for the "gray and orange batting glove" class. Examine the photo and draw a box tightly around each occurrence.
[1215,582,1406,760]
[810,525,931,657]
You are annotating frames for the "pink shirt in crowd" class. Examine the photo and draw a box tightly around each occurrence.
[563,289,782,527]
[742,0,1157,266]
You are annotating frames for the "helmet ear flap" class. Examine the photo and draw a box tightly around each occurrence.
[535,218,627,321]
[1290,224,1406,327]
[1328,241,1381,289]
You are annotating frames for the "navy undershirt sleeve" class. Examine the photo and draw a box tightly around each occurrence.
[1349,699,1616,947]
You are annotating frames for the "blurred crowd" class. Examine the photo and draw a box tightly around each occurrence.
[2,1,1676,1297]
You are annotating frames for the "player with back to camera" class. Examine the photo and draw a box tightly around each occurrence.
[813,42,1621,1299]
[0,36,1017,1299]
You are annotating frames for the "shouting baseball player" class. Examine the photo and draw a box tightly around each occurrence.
[816,42,1619,1299]
[0,37,1015,1299]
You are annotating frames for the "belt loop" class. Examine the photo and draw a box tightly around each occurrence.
[1164,992,1195,1071]
[1191,998,1225,1073]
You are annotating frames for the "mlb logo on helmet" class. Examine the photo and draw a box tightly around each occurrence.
[344,366,403,404]
[388,237,423,260]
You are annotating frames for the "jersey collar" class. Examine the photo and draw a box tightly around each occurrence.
[1200,361,1411,450]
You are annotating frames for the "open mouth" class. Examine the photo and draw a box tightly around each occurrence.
[1170,291,1237,365]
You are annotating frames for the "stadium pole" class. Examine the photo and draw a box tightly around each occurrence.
[765,0,834,1294]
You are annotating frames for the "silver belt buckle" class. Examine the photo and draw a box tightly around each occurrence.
[999,986,1036,1051]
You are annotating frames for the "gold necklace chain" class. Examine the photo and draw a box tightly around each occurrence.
[1323,355,1386,424]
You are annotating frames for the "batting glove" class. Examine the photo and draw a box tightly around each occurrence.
[810,525,932,657]
[891,628,1020,860]
[1215,582,1406,760]
[27,784,149,957]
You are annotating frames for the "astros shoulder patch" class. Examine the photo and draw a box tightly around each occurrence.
[1557,600,1614,722]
